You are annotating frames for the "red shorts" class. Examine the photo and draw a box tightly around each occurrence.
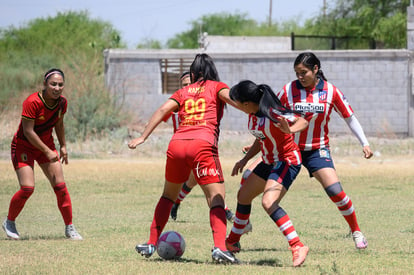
[11,139,57,170]
[165,139,224,185]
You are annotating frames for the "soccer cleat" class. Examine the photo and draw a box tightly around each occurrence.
[135,243,156,258]
[225,240,241,253]
[290,245,309,267]
[242,222,253,235]
[2,218,20,240]
[225,209,235,223]
[352,231,368,249]
[211,247,239,264]
[170,203,180,221]
[65,224,83,240]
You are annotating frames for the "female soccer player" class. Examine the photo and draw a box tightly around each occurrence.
[226,80,309,267]
[128,54,239,264]
[2,68,82,240]
[169,71,236,223]
[277,52,373,249]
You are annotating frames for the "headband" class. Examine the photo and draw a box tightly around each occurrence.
[44,71,63,81]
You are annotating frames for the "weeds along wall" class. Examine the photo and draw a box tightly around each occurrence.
[103,49,414,137]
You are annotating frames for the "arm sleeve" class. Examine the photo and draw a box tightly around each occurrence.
[344,115,369,147]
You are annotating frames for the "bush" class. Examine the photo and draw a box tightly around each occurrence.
[0,11,127,142]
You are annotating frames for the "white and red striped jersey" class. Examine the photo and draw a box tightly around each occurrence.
[171,112,180,133]
[162,112,181,133]
[248,114,301,165]
[277,79,354,151]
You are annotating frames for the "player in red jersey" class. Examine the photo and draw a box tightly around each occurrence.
[2,68,82,240]
[128,54,239,264]
[168,72,236,222]
[277,52,373,249]
[225,80,309,267]
[161,72,191,134]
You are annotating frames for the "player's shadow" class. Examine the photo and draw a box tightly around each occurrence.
[153,255,283,267]
[153,257,205,264]
[238,247,285,266]
[242,257,284,267]
[242,247,283,253]
[2,235,66,241]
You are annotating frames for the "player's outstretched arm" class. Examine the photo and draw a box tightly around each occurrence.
[128,99,178,149]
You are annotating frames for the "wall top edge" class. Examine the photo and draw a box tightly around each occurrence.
[103,49,411,60]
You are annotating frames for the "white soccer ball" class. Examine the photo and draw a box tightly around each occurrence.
[156,231,186,260]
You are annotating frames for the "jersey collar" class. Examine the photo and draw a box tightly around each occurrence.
[296,77,325,92]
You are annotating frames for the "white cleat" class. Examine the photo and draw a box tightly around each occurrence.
[352,231,368,249]
[65,224,83,240]
[2,218,20,240]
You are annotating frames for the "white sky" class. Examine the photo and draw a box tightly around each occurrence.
[0,0,325,48]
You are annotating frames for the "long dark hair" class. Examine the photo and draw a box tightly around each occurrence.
[190,53,220,83]
[294,52,327,81]
[230,80,299,123]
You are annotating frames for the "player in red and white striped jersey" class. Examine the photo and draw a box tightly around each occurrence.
[277,52,373,250]
[226,80,310,267]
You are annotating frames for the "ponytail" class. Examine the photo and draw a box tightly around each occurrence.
[257,84,300,123]
[230,80,300,124]
[317,69,327,81]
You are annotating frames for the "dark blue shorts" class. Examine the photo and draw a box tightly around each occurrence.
[268,161,301,190]
[301,148,335,177]
[252,161,273,180]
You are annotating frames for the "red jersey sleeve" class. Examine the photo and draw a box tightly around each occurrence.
[332,86,354,119]
[22,95,40,120]
[216,82,229,93]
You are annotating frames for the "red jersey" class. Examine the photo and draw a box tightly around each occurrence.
[248,114,301,165]
[169,80,228,146]
[277,79,354,151]
[13,92,67,146]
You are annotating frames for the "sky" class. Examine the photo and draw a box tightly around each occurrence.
[0,0,325,48]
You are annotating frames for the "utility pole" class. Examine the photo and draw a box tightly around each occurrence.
[269,0,272,27]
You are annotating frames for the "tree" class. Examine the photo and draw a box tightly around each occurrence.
[136,38,162,49]
[304,0,409,48]
[0,11,126,140]
[167,12,302,49]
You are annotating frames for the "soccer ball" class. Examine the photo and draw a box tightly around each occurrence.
[156,231,186,260]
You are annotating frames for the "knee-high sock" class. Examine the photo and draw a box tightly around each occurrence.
[226,203,251,244]
[325,182,360,232]
[270,207,303,247]
[175,182,192,204]
[240,169,253,186]
[7,186,34,221]
[210,206,227,251]
[148,197,174,245]
[53,183,73,225]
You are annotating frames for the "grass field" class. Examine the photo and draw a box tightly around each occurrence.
[1,134,414,274]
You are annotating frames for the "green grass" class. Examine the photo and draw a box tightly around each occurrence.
[1,152,414,274]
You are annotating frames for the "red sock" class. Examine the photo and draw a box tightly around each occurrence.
[271,207,302,247]
[227,205,251,244]
[210,206,227,251]
[329,191,360,232]
[148,197,174,245]
[53,183,73,225]
[7,186,34,221]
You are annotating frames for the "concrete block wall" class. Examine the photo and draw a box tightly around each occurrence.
[104,49,412,137]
